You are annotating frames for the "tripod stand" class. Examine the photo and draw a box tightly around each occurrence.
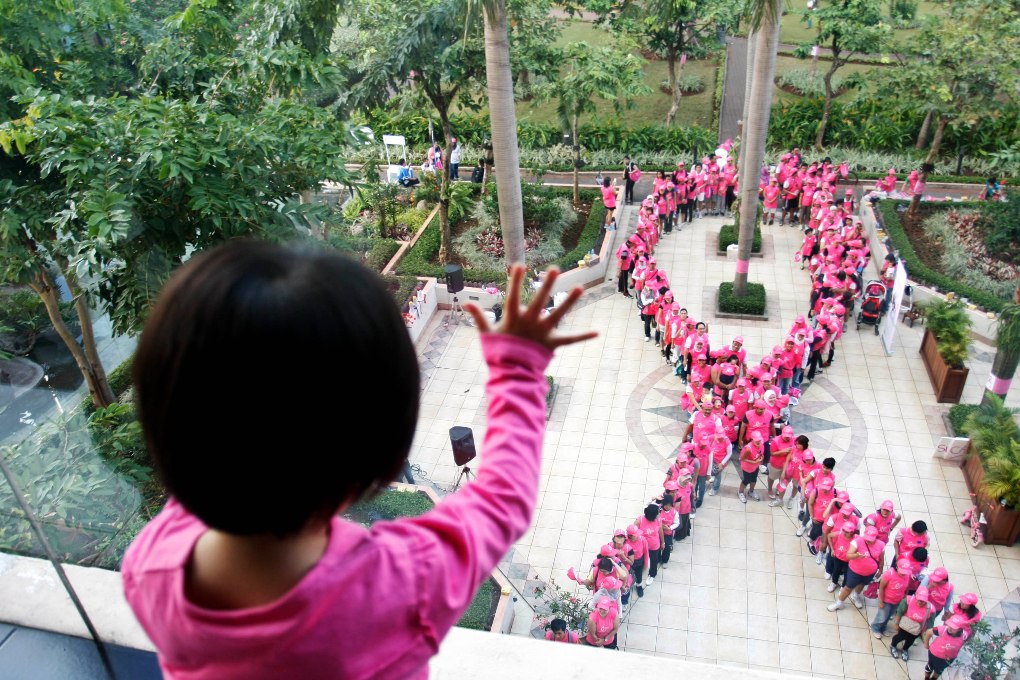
[452,464,475,491]
[445,295,466,326]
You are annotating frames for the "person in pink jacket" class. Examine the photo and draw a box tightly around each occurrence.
[121,245,595,680]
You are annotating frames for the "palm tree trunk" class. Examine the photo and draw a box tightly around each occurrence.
[437,113,454,264]
[982,303,1020,407]
[572,114,580,206]
[483,0,526,266]
[733,13,781,297]
[915,110,933,150]
[738,28,757,171]
[908,116,948,219]
[814,66,836,149]
[666,47,682,127]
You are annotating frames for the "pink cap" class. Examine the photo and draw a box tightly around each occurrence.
[802,449,815,459]
[914,586,930,602]
[596,596,615,610]
[946,615,968,630]
[836,491,850,502]
[614,528,627,537]
[664,480,680,491]
[754,399,768,409]
[897,563,913,576]
[846,189,853,195]
[600,544,616,557]
[751,431,764,442]
[880,500,895,512]
[864,526,879,542]
[733,336,744,344]
[736,378,748,387]
[627,524,640,536]
[841,521,856,533]
[839,504,855,516]
[930,567,949,582]
[782,426,794,436]
[725,404,736,412]
[961,592,978,605]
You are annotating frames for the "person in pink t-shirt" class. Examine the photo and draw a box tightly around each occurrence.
[923,615,970,680]
[626,524,650,597]
[828,526,886,612]
[121,248,595,680]
[871,563,913,637]
[545,618,580,643]
[738,432,766,503]
[585,597,621,648]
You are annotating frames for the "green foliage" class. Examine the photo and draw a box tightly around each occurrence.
[876,201,1008,312]
[352,488,434,521]
[947,403,980,437]
[924,298,974,367]
[921,210,1017,302]
[533,579,591,635]
[957,620,1020,680]
[888,0,918,24]
[983,439,1020,508]
[554,190,605,271]
[718,224,761,253]
[718,282,767,316]
[0,289,54,356]
[386,274,421,311]
[367,240,400,272]
[446,181,478,225]
[979,189,1020,264]
[456,578,497,631]
[776,69,847,98]
[963,394,1020,465]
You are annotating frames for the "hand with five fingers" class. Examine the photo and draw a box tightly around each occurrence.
[464,264,597,351]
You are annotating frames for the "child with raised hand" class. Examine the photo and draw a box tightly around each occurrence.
[122,242,596,680]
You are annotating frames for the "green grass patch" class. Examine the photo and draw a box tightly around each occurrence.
[718,224,761,253]
[718,281,767,316]
[875,200,1008,312]
[555,190,605,271]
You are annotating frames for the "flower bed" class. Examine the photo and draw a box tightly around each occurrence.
[718,282,767,316]
[922,209,1019,301]
[876,200,1012,312]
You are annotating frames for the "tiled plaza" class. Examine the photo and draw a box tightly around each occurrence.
[407,203,1020,679]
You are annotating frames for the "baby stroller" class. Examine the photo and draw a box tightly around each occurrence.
[856,281,886,335]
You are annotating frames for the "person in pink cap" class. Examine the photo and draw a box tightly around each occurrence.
[893,520,929,571]
[708,427,734,496]
[923,615,970,680]
[658,493,679,563]
[584,596,621,648]
[826,519,859,593]
[890,586,936,662]
[829,525,886,611]
[805,476,837,555]
[673,469,694,541]
[871,563,913,637]
[767,426,796,503]
[625,525,649,598]
[738,431,766,503]
[635,503,664,586]
[865,500,902,545]
[763,176,781,225]
[944,592,981,632]
[923,567,955,617]
[615,242,634,298]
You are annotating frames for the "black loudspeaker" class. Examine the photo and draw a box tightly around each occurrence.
[449,426,477,466]
[444,264,464,294]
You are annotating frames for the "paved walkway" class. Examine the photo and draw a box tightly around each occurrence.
[718,37,748,145]
[406,193,1020,678]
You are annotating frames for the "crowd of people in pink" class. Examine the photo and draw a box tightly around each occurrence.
[544,149,983,680]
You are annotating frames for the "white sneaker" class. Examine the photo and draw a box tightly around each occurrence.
[769,499,781,507]
[815,552,824,565]
[759,464,768,474]
[786,497,795,509]
[873,631,883,639]
[739,492,747,503]
[827,583,838,593]
[851,594,864,609]
[690,510,697,518]
[646,577,654,586]
[749,491,761,502]
[796,526,806,537]
[824,572,831,579]
[644,337,650,342]
[708,489,717,496]
[827,600,845,612]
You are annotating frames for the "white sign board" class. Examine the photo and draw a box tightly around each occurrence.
[882,261,908,355]
[933,437,970,462]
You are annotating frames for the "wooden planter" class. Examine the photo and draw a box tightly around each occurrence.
[919,329,969,403]
[960,452,1020,546]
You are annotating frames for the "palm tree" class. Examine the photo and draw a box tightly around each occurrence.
[480,0,526,265]
[982,299,1020,407]
[732,0,782,296]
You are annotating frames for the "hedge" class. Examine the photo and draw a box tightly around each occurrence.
[857,172,992,186]
[875,200,1008,313]
[718,282,767,315]
[718,224,761,253]
[397,188,602,285]
[367,239,400,272]
[948,403,980,437]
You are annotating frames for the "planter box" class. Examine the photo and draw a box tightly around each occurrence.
[960,453,1020,546]
[919,328,969,403]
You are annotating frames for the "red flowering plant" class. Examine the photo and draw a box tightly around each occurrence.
[475,225,542,259]
[532,579,591,635]
[956,620,1020,680]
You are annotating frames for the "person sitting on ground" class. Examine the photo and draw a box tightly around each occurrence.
[121,245,594,680]
[397,158,420,187]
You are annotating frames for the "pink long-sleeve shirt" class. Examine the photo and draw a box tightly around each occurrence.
[122,333,552,680]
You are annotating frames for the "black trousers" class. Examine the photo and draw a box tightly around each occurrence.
[641,313,654,339]
[682,200,695,222]
[661,534,674,563]
[625,178,635,203]
[618,269,630,293]
[725,186,736,210]
[631,556,646,593]
[827,555,849,585]
[647,547,661,578]
[892,629,920,650]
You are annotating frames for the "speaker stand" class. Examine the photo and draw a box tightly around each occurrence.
[452,465,475,491]
[445,295,465,326]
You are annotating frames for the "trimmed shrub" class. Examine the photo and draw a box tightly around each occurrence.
[718,224,761,253]
[367,240,401,272]
[776,69,846,98]
[718,282,767,315]
[555,190,606,271]
[876,200,1008,312]
[948,403,980,437]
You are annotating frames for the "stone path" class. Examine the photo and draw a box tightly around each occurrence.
[718,37,748,145]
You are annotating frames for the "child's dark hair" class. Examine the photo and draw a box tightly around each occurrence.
[603,177,611,188]
[598,557,614,572]
[644,504,660,521]
[823,457,836,470]
[912,520,928,533]
[796,435,810,448]
[549,619,567,633]
[660,493,675,507]
[912,547,928,562]
[133,240,420,536]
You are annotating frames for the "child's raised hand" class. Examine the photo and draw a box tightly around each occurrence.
[465,264,597,351]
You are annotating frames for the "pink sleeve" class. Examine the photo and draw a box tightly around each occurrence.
[378,333,552,646]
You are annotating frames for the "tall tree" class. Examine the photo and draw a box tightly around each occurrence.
[534,42,649,205]
[877,0,1020,218]
[984,298,1020,408]
[0,0,355,408]
[585,0,736,127]
[732,0,782,297]
[347,0,487,264]
[795,0,891,149]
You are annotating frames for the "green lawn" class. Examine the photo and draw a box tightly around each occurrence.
[771,55,887,104]
[779,1,946,51]
[517,19,717,128]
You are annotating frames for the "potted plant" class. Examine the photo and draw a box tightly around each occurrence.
[960,396,1020,545]
[955,620,1020,680]
[920,298,972,403]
